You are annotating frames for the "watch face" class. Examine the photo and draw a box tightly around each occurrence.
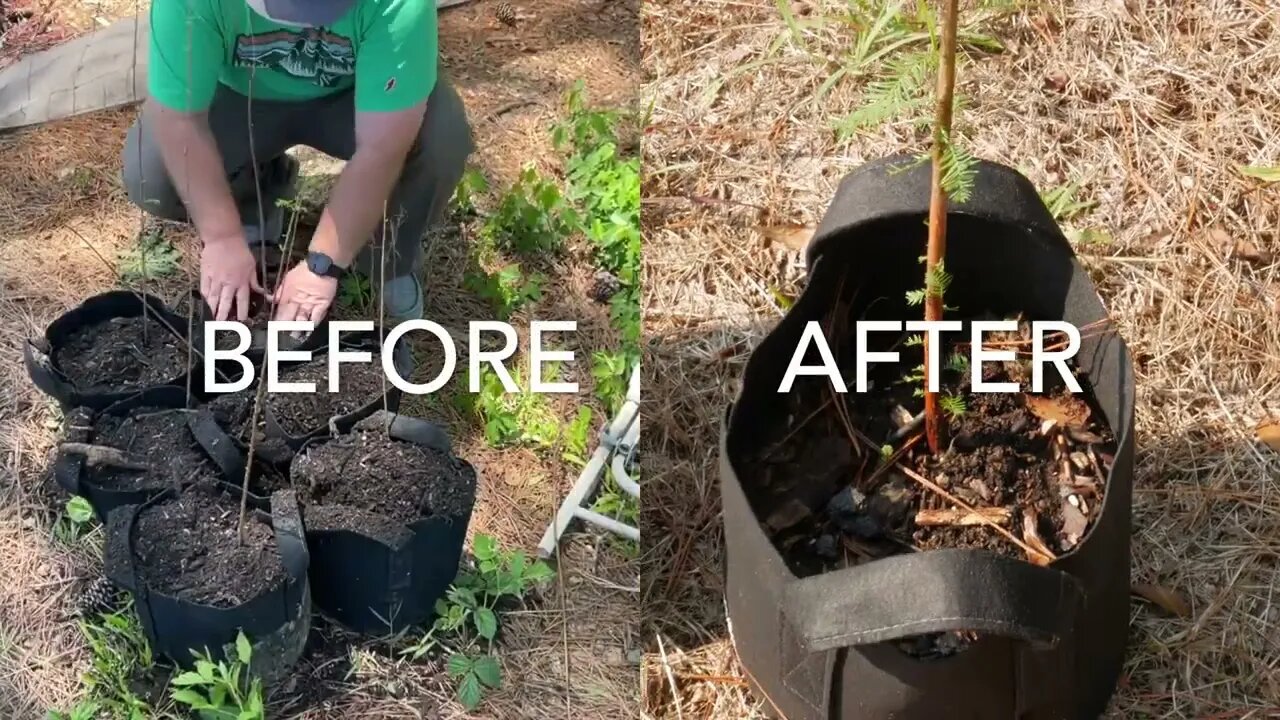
[309,253,331,274]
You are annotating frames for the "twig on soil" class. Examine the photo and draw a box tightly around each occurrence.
[847,432,1055,562]
[1020,510,1056,566]
[889,411,926,442]
[58,442,150,471]
[915,507,1011,526]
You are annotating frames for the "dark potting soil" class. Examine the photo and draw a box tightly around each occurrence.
[88,407,216,492]
[55,316,187,392]
[267,359,387,437]
[750,322,1118,657]
[293,423,472,527]
[132,482,285,608]
[207,281,281,351]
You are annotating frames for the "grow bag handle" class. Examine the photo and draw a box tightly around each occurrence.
[780,548,1083,651]
[804,154,1070,268]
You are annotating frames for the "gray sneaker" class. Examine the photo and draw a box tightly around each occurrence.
[244,155,300,248]
[381,274,424,323]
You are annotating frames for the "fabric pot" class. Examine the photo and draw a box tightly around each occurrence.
[720,155,1136,720]
[262,331,415,451]
[24,290,197,411]
[54,386,198,523]
[103,485,311,685]
[295,411,477,634]
[187,382,297,484]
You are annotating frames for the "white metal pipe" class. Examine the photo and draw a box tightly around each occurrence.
[572,507,640,541]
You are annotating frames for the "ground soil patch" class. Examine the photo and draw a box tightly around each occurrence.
[133,482,285,608]
[54,316,187,392]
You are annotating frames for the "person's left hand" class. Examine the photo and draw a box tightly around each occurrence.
[273,261,338,324]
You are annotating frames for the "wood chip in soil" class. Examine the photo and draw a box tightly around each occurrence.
[88,407,214,492]
[267,359,387,437]
[293,423,474,530]
[133,482,285,608]
[55,316,187,392]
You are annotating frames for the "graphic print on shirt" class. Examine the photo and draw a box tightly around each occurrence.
[232,28,355,87]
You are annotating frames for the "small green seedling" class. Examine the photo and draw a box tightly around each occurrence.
[118,230,181,282]
[337,272,373,312]
[447,651,502,710]
[169,631,264,720]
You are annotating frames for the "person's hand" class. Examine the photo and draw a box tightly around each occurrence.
[273,261,338,325]
[200,235,264,322]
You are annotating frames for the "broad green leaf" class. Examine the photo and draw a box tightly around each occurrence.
[446,652,473,678]
[171,688,210,708]
[474,607,498,640]
[457,672,483,710]
[473,655,502,688]
[171,671,206,686]
[1239,165,1280,182]
[65,496,93,523]
[209,685,227,709]
[473,534,498,561]
[235,631,252,664]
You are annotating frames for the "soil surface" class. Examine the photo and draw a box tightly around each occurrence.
[88,407,216,492]
[267,359,387,437]
[55,316,187,392]
[292,421,473,525]
[749,323,1118,658]
[207,387,293,465]
[133,481,286,608]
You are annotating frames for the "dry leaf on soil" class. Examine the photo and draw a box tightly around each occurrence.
[1131,583,1191,617]
[1025,394,1091,429]
[756,224,815,251]
[1255,418,1280,451]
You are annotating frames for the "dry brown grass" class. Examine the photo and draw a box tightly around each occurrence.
[0,0,640,717]
[641,0,1280,717]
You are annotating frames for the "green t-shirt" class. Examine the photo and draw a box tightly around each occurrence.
[147,0,436,113]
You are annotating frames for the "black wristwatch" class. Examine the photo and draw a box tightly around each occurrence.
[306,251,346,279]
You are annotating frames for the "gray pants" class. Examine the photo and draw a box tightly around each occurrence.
[122,74,474,279]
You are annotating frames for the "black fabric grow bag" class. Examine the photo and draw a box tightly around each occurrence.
[261,330,415,451]
[294,411,477,634]
[54,386,200,523]
[721,155,1135,720]
[24,291,198,410]
[103,485,311,685]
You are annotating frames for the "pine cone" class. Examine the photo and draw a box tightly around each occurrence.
[75,576,122,618]
[494,1,518,26]
[590,270,622,303]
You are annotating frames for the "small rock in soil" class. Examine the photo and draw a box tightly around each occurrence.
[133,482,286,608]
[268,359,387,437]
[866,477,912,528]
[897,631,972,660]
[55,316,187,392]
[813,534,838,559]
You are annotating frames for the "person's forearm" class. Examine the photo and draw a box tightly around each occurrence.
[149,98,241,245]
[309,146,411,266]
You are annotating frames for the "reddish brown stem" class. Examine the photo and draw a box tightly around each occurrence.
[923,0,961,455]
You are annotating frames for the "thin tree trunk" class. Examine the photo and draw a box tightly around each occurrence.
[924,0,961,455]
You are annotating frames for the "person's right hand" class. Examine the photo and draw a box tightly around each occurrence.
[200,234,265,322]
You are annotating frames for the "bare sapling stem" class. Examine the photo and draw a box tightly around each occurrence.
[923,0,961,455]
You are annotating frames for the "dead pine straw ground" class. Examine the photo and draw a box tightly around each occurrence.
[0,0,640,717]
[641,0,1280,717]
